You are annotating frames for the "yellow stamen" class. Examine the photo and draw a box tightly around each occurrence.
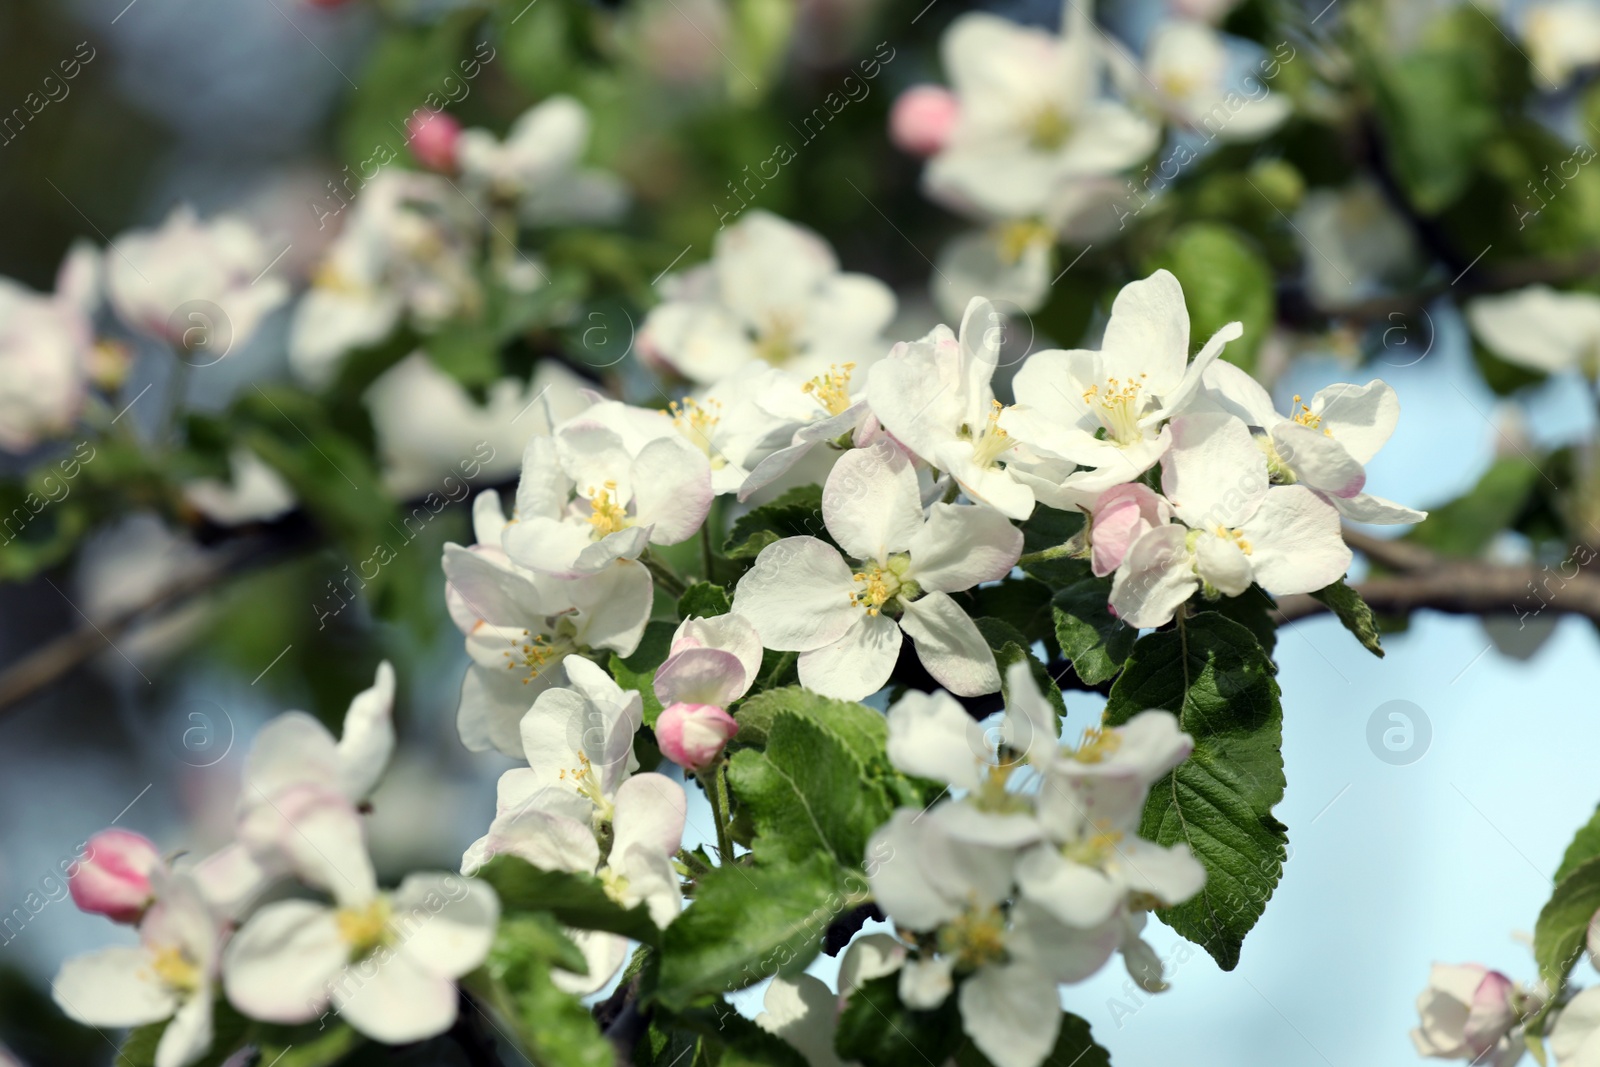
[1027,106,1072,151]
[1213,525,1253,555]
[504,630,555,685]
[995,219,1053,266]
[586,481,629,538]
[670,398,726,468]
[803,363,857,417]
[967,399,1016,469]
[755,315,800,365]
[1290,395,1332,436]
[1066,721,1122,764]
[1081,374,1149,445]
[1062,827,1125,867]
[559,752,616,823]
[938,903,1008,970]
[147,946,201,994]
[850,564,902,616]
[336,898,392,953]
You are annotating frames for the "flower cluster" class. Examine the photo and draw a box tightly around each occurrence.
[53,664,500,1066]
[863,661,1203,1067]
[889,7,1291,317]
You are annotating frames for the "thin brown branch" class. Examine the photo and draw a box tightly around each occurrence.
[1279,560,1600,625]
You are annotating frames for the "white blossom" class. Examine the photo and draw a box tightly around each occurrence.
[0,243,98,453]
[639,211,896,385]
[733,441,1021,700]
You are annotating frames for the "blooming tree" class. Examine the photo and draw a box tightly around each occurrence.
[10,0,1600,1065]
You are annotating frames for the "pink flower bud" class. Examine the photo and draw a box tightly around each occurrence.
[70,829,160,923]
[1090,483,1172,577]
[657,702,739,773]
[889,86,960,158]
[407,111,463,174]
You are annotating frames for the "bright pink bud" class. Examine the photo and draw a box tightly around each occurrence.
[658,702,739,773]
[407,111,463,174]
[1090,483,1171,578]
[889,86,960,158]
[70,829,160,923]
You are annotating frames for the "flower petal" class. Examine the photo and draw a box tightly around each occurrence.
[732,537,859,651]
[390,873,499,980]
[797,611,903,700]
[823,440,923,562]
[52,947,178,1028]
[898,591,1001,697]
[1242,486,1352,596]
[885,689,985,791]
[222,899,346,1024]
[907,502,1023,593]
[333,948,458,1044]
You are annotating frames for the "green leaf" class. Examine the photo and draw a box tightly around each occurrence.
[1366,47,1497,214]
[732,686,886,764]
[953,1011,1111,1067]
[1310,578,1384,657]
[654,854,847,1010]
[1535,856,1600,991]
[636,1020,703,1067]
[724,485,826,560]
[1405,457,1539,558]
[611,620,677,726]
[496,912,590,975]
[679,581,732,619]
[488,921,614,1067]
[338,13,477,169]
[1146,222,1275,374]
[660,1004,809,1066]
[1051,569,1135,686]
[478,856,661,945]
[1210,587,1279,659]
[1556,804,1600,885]
[976,618,1066,719]
[835,975,962,1066]
[251,1024,365,1067]
[727,712,894,869]
[970,577,1058,655]
[1105,612,1287,970]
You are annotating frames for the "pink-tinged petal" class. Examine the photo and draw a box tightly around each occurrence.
[732,537,859,651]
[1242,486,1351,596]
[890,85,960,157]
[221,899,346,1024]
[633,435,713,546]
[657,702,740,772]
[192,842,276,920]
[1271,422,1365,498]
[907,502,1023,592]
[336,661,395,801]
[442,542,563,626]
[389,874,498,980]
[53,946,177,1027]
[333,949,458,1044]
[823,440,923,562]
[237,784,375,907]
[669,613,763,692]
[1090,483,1169,577]
[70,829,160,924]
[1313,379,1400,465]
[1463,970,1517,1056]
[1161,413,1267,529]
[570,558,654,656]
[797,611,902,701]
[655,648,749,708]
[612,774,689,858]
[1108,524,1196,629]
[898,592,1000,697]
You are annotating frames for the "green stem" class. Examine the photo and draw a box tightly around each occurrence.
[700,522,715,584]
[1018,539,1082,566]
[700,762,735,864]
[641,550,688,598]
